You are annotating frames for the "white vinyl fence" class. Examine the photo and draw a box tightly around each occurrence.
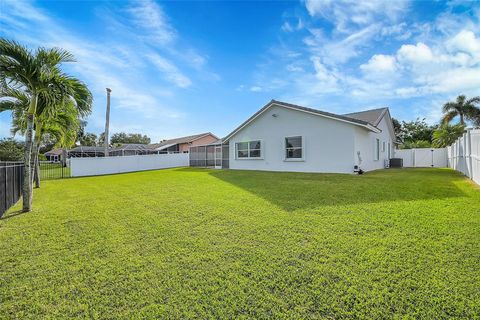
[447,129,480,185]
[394,148,448,168]
[70,153,189,177]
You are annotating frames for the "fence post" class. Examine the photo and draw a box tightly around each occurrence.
[4,163,8,211]
[412,149,415,167]
[466,129,472,179]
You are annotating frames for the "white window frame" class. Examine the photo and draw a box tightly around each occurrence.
[284,136,305,162]
[382,141,386,152]
[374,138,380,161]
[235,140,263,160]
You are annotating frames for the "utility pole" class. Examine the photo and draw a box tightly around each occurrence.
[104,88,111,157]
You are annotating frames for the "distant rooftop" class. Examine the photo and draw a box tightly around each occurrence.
[149,132,218,150]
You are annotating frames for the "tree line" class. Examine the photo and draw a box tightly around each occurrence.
[394,95,480,149]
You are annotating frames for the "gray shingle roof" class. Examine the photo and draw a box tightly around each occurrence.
[69,146,108,153]
[111,144,151,151]
[45,148,64,156]
[344,108,388,127]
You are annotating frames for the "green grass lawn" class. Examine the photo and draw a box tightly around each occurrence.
[1,168,479,319]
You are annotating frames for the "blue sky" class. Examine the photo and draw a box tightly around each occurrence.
[1,0,480,141]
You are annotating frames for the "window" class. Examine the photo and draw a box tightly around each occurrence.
[382,141,386,152]
[235,140,262,159]
[374,138,380,161]
[285,136,303,160]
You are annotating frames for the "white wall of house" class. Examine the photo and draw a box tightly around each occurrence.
[354,116,395,172]
[227,105,357,173]
[71,153,189,177]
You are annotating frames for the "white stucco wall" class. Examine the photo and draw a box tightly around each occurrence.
[353,115,395,172]
[227,105,357,173]
[71,153,189,177]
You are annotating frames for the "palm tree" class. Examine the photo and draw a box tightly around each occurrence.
[432,123,466,148]
[8,94,82,187]
[1,84,82,187]
[0,39,92,211]
[441,95,480,125]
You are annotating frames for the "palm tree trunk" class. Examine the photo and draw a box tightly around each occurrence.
[22,93,37,212]
[32,125,42,189]
[23,113,34,212]
[460,113,465,125]
[33,142,40,188]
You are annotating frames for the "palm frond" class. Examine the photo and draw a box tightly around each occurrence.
[466,96,480,106]
[441,110,457,124]
[442,102,458,113]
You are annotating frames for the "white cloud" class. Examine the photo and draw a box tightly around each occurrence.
[423,68,480,93]
[395,87,421,97]
[281,22,294,32]
[146,53,192,88]
[126,0,176,45]
[311,57,339,89]
[304,24,380,65]
[250,86,263,92]
[305,0,409,33]
[397,42,434,64]
[281,18,304,32]
[360,54,398,74]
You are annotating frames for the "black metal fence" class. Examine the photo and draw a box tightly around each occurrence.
[0,161,24,217]
[39,161,71,180]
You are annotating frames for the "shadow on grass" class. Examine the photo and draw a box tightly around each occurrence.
[179,168,468,211]
[0,209,26,220]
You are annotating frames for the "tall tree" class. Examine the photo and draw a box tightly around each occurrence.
[398,118,437,148]
[441,95,480,125]
[432,123,466,148]
[79,132,98,146]
[110,132,151,145]
[0,138,24,161]
[0,39,92,211]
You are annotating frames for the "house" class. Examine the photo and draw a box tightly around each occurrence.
[149,132,218,154]
[190,100,396,174]
[44,149,64,162]
[68,146,109,157]
[109,144,154,156]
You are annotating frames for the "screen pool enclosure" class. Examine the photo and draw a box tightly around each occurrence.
[189,143,229,168]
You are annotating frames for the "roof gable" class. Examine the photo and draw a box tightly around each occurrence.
[223,100,381,142]
[344,108,388,126]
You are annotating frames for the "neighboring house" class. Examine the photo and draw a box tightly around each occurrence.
[44,148,64,162]
[68,146,109,157]
[149,133,218,154]
[110,144,154,156]
[191,100,396,174]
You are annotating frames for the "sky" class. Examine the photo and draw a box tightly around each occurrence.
[1,0,480,142]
